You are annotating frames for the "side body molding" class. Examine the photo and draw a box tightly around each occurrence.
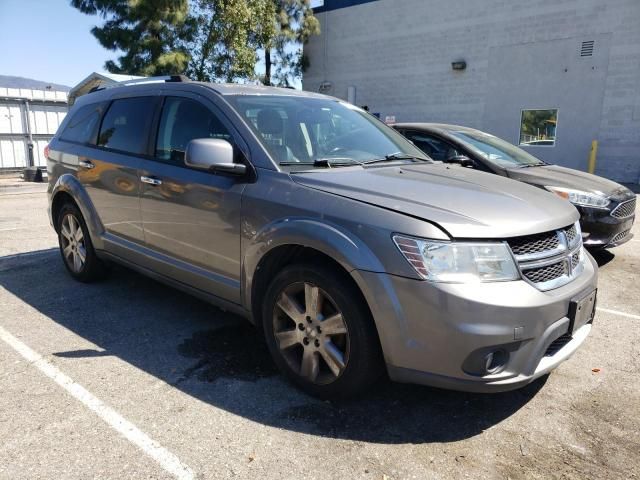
[50,174,106,250]
[242,217,386,311]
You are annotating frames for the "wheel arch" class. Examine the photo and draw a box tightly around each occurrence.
[244,218,386,327]
[50,174,105,249]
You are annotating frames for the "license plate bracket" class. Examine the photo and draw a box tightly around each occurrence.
[568,289,597,334]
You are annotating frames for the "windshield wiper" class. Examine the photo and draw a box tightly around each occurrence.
[279,157,363,168]
[517,162,548,168]
[363,153,431,165]
[313,157,364,168]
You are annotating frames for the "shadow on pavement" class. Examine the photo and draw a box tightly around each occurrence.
[0,248,546,444]
[591,249,615,268]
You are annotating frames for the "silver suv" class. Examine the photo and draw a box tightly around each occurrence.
[47,77,598,398]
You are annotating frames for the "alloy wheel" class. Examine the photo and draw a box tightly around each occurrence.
[60,213,86,273]
[272,282,350,385]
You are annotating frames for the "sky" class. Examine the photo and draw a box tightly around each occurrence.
[0,0,325,89]
[0,0,117,88]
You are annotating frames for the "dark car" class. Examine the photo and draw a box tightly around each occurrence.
[394,123,636,249]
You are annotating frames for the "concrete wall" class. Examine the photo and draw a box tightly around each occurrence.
[303,0,640,182]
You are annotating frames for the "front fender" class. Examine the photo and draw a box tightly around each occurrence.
[242,217,386,309]
[50,174,105,249]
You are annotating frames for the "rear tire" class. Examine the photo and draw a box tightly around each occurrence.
[262,263,382,399]
[57,203,107,282]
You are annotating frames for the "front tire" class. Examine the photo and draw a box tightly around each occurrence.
[262,263,382,399]
[57,203,107,282]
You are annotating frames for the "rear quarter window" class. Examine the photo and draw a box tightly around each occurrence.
[59,102,105,145]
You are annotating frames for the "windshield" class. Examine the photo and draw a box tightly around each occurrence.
[226,95,427,167]
[449,130,546,168]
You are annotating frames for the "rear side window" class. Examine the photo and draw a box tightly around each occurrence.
[155,97,232,165]
[59,103,104,145]
[97,97,157,155]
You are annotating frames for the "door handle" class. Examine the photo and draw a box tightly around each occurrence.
[140,176,162,186]
[79,160,95,169]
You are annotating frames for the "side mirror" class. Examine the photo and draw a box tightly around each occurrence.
[185,138,247,175]
[447,155,474,168]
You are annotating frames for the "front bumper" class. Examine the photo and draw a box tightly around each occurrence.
[352,252,598,393]
[579,203,635,249]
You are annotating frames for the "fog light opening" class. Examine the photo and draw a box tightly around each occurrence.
[484,349,508,374]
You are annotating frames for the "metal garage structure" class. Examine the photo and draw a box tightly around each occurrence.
[0,84,68,171]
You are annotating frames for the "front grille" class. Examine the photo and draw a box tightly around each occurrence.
[507,223,583,291]
[523,261,567,284]
[611,198,636,219]
[507,231,559,256]
[544,333,572,357]
[611,229,630,244]
[565,224,578,245]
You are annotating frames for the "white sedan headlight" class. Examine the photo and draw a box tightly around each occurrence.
[393,236,520,283]
[545,186,610,208]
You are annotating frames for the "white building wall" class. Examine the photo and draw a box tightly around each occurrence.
[304,0,640,182]
[0,88,67,169]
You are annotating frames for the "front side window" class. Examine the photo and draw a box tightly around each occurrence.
[97,97,157,155]
[60,102,105,145]
[519,109,558,146]
[155,97,232,164]
[226,95,426,167]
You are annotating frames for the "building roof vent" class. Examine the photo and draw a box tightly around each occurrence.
[581,40,595,57]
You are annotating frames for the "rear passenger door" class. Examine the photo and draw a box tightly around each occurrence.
[137,93,246,303]
[77,96,159,246]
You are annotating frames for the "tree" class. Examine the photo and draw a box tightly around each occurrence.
[187,0,276,82]
[70,0,192,76]
[263,0,320,86]
[71,0,319,85]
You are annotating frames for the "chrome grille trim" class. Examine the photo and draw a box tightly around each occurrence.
[508,231,565,262]
[507,224,580,263]
[610,198,636,219]
[507,222,584,291]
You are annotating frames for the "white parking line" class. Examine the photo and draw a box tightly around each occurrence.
[597,307,640,320]
[0,325,195,480]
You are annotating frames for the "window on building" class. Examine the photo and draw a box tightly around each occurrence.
[519,109,558,147]
[60,103,105,145]
[155,97,232,165]
[97,97,157,154]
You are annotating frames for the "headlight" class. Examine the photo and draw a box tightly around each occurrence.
[393,236,520,283]
[545,186,610,208]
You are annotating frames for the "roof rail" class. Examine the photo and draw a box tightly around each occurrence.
[85,74,192,96]
[117,74,191,86]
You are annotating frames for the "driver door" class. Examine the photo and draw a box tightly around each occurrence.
[137,93,247,303]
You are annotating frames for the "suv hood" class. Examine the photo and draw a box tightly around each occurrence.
[291,163,578,239]
[506,164,631,199]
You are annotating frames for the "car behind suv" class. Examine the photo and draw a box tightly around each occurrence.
[47,77,598,398]
[394,123,636,249]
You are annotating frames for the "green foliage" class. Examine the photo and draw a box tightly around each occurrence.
[70,0,192,76]
[264,0,320,86]
[187,0,276,82]
[71,0,320,85]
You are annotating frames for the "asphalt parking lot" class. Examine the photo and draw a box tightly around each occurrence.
[0,180,638,480]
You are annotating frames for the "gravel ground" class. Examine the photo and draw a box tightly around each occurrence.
[0,182,638,480]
